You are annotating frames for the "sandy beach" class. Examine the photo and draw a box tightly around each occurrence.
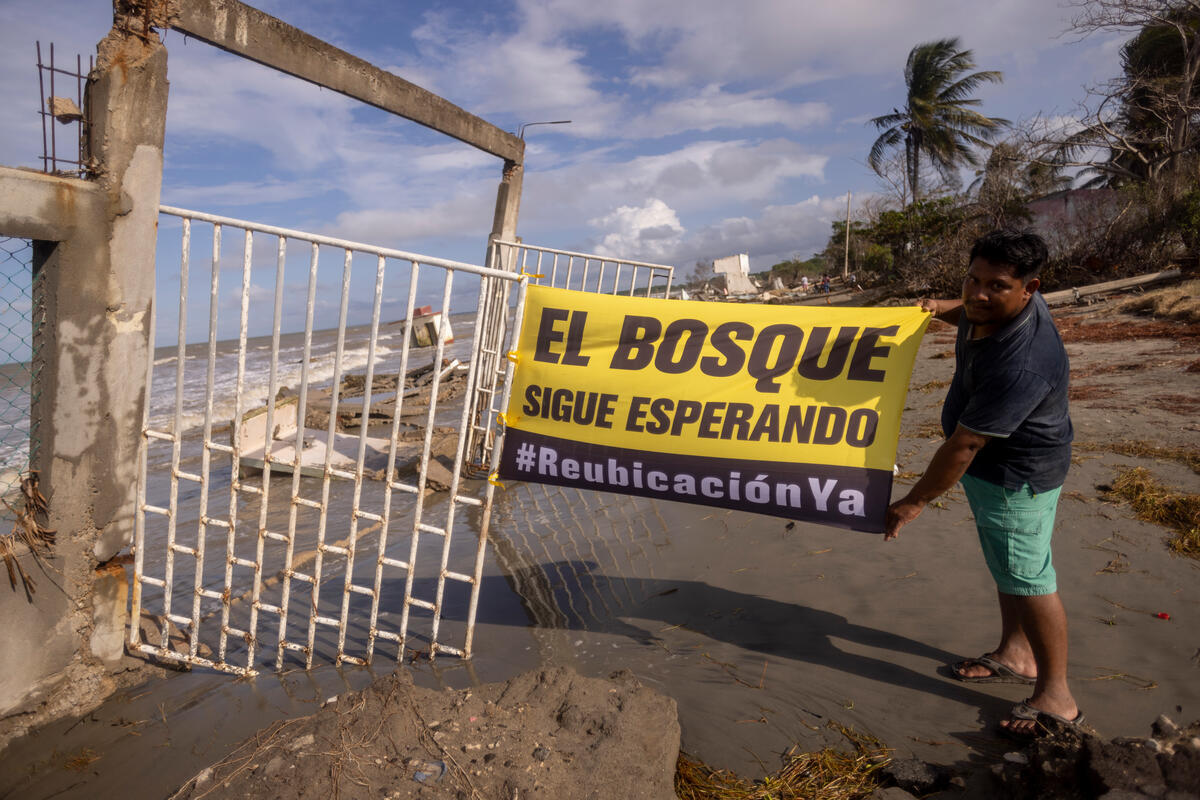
[1,294,1197,798]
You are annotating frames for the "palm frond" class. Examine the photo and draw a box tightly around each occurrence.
[868,127,905,174]
[938,70,1004,103]
[869,111,908,130]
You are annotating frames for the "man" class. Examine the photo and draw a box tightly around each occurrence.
[885,229,1082,738]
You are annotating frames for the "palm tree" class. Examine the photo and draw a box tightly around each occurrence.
[869,38,1008,203]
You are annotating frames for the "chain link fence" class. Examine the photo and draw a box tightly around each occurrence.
[0,237,40,520]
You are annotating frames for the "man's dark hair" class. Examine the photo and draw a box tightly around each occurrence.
[969,229,1048,282]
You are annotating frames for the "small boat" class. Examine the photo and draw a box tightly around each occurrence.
[235,395,395,479]
[408,306,454,347]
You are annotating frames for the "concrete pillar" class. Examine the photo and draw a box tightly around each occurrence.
[489,158,525,254]
[79,13,169,562]
[0,2,168,747]
[466,159,525,464]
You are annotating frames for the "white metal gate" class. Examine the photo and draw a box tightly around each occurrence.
[465,240,675,466]
[130,209,674,676]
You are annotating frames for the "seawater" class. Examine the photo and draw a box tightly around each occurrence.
[146,311,480,444]
[135,311,487,661]
[0,360,33,497]
[0,312,479,471]
[1,311,486,651]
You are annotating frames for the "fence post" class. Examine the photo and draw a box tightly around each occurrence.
[467,157,525,464]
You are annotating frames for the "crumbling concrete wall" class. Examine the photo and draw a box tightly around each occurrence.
[0,169,117,741]
[0,12,167,749]
[714,253,757,294]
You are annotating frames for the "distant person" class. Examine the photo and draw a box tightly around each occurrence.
[800,275,810,293]
[884,229,1080,740]
[820,275,831,294]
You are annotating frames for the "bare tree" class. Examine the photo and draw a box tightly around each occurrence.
[1051,1,1200,184]
[866,148,964,208]
[969,139,1073,226]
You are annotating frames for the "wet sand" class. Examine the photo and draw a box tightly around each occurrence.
[2,301,1198,798]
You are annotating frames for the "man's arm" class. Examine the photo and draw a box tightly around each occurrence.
[919,297,964,326]
[884,424,989,540]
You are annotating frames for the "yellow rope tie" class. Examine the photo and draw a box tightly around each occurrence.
[519,269,545,278]
[496,411,511,427]
[505,350,520,363]
[488,472,504,488]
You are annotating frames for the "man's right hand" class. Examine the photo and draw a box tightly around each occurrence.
[917,297,964,324]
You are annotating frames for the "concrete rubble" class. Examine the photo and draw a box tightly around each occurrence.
[235,358,471,491]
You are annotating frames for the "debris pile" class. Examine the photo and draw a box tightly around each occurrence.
[983,714,1200,800]
[302,358,470,432]
[171,666,680,800]
[240,359,473,490]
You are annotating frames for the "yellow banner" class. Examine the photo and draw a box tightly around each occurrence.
[498,285,930,531]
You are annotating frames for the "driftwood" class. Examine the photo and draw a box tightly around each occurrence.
[1042,268,1182,307]
[303,359,467,430]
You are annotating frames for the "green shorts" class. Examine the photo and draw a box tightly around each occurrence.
[960,474,1062,596]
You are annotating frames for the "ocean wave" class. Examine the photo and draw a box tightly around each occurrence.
[146,341,409,434]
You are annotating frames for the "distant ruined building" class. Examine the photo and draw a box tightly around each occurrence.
[712,253,757,294]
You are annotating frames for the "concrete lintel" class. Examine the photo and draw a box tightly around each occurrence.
[0,167,105,241]
[172,0,525,164]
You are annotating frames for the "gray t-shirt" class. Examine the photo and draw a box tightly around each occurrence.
[940,292,1073,492]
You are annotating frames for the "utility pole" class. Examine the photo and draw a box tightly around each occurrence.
[842,191,852,278]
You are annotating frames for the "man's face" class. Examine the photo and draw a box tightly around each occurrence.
[961,256,1038,329]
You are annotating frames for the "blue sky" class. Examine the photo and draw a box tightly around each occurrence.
[1,1,1124,341]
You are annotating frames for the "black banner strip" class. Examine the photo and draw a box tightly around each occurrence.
[497,429,893,533]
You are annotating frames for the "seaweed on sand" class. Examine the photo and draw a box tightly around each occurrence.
[1075,440,1200,475]
[675,722,890,800]
[1105,467,1200,559]
[1115,279,1200,324]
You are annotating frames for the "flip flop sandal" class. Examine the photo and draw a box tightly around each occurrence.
[951,653,1036,685]
[1001,700,1087,740]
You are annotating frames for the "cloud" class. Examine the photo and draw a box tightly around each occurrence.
[677,195,850,268]
[404,11,621,135]
[588,199,684,261]
[577,192,857,275]
[521,138,828,236]
[625,85,831,138]
[320,135,831,264]
[161,177,333,208]
[164,46,361,170]
[331,188,495,246]
[516,0,1078,90]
